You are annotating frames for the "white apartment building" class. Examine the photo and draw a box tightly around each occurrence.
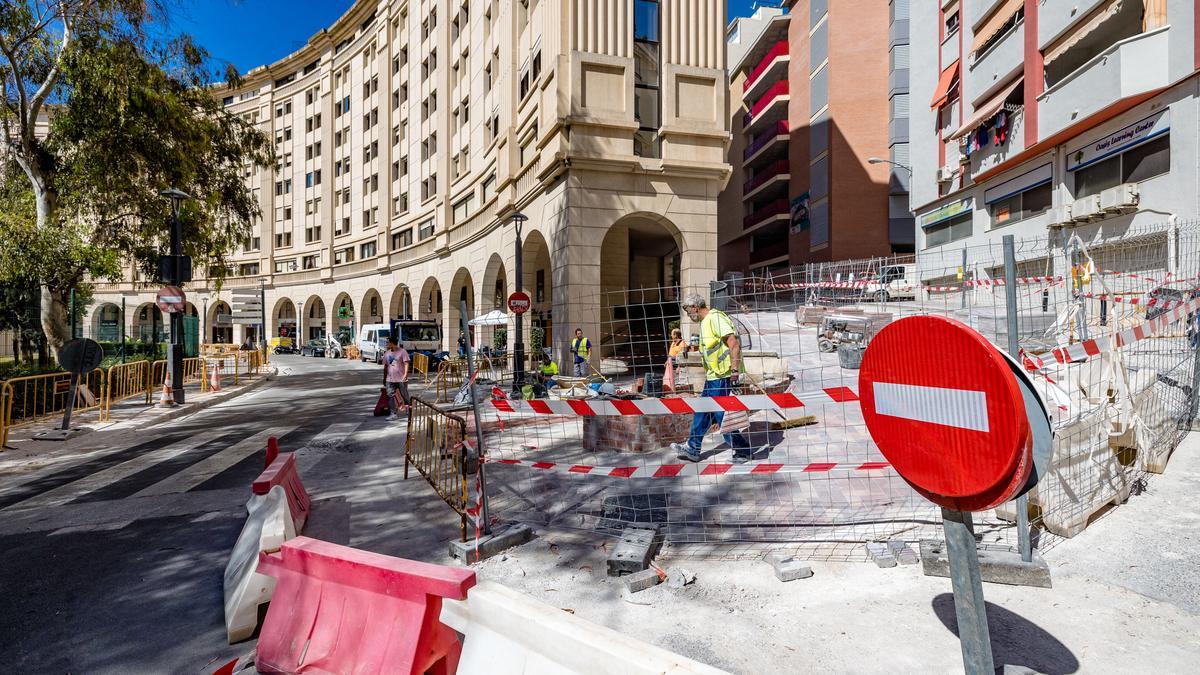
[910,0,1195,267]
[89,0,730,360]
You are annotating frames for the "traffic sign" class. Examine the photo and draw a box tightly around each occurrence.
[156,286,187,314]
[216,313,233,326]
[507,291,531,315]
[858,315,1032,512]
[57,338,104,375]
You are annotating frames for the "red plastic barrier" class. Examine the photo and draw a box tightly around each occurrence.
[255,537,476,674]
[253,452,311,531]
[264,436,280,468]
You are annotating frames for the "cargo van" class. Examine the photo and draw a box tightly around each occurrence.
[357,324,391,363]
[390,319,442,353]
[864,264,917,302]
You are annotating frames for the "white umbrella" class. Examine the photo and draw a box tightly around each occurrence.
[468,309,508,326]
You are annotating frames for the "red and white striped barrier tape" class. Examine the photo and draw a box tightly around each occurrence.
[1074,292,1190,310]
[490,386,860,416]
[491,457,891,478]
[925,276,1062,292]
[1051,296,1200,363]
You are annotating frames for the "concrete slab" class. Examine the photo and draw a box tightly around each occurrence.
[448,522,535,563]
[606,525,662,576]
[919,540,1053,589]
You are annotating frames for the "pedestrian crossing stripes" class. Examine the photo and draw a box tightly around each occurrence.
[133,427,294,497]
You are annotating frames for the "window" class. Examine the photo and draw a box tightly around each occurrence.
[393,193,409,215]
[243,236,261,252]
[274,259,296,274]
[634,0,661,158]
[990,183,1051,227]
[360,241,377,258]
[283,127,292,141]
[944,10,959,37]
[482,173,497,202]
[306,172,314,188]
[238,263,260,276]
[334,247,354,264]
[519,68,530,99]
[275,231,293,248]
[924,213,972,248]
[452,193,476,223]
[338,216,351,235]
[418,217,435,240]
[1074,136,1171,199]
[302,254,319,269]
[305,224,321,243]
[531,50,541,81]
[392,228,414,250]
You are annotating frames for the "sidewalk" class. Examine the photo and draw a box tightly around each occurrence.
[446,433,1200,673]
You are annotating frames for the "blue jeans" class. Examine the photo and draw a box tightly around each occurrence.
[688,377,751,454]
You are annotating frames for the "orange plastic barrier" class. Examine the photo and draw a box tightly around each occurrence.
[255,537,476,674]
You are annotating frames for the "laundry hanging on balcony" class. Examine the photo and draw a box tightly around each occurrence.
[954,77,1023,156]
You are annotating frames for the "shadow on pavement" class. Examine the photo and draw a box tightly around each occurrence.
[931,592,1080,674]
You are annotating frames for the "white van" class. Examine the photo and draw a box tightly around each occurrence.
[357,324,391,363]
[391,319,442,353]
[864,264,917,302]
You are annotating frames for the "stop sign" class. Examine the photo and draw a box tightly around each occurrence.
[858,316,1032,512]
[156,285,186,313]
[507,291,531,315]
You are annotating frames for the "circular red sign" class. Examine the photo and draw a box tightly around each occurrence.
[858,315,1031,511]
[507,291,531,315]
[156,285,186,314]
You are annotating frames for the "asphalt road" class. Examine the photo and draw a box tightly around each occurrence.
[0,354,454,674]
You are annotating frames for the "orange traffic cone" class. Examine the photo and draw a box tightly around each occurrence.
[157,375,176,407]
[210,360,223,392]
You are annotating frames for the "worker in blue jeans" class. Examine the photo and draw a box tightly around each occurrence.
[670,293,764,464]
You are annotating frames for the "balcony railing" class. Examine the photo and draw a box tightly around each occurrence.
[745,80,789,123]
[743,198,790,229]
[750,239,790,265]
[743,41,789,94]
[743,121,789,160]
[743,159,790,196]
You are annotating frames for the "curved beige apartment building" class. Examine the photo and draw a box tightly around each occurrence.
[88,0,730,360]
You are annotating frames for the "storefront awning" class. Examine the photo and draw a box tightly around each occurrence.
[950,77,1022,140]
[971,0,1024,55]
[1043,0,1123,67]
[930,60,960,109]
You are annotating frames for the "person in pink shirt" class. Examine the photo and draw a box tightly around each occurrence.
[382,337,411,420]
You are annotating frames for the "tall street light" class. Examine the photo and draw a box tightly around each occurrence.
[160,187,191,403]
[867,156,913,175]
[508,211,528,393]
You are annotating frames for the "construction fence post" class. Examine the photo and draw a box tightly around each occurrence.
[1003,234,1033,563]
[459,300,491,536]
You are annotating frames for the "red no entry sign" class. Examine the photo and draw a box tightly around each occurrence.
[156,285,186,314]
[507,291,531,315]
[858,315,1032,511]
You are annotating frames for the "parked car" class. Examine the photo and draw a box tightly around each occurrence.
[357,323,391,363]
[270,336,298,354]
[300,339,326,357]
[864,264,917,303]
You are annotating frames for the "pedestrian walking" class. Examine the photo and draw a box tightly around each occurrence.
[570,328,592,377]
[670,293,762,463]
[664,327,688,392]
[382,337,411,421]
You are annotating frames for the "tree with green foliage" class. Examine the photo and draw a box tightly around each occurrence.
[0,0,274,350]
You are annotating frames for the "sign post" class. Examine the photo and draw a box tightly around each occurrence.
[859,315,1048,674]
[157,285,188,404]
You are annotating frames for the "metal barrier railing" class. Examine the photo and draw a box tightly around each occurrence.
[0,381,12,449]
[434,359,465,403]
[414,352,430,382]
[103,360,151,420]
[201,354,240,392]
[404,397,476,541]
[3,368,104,430]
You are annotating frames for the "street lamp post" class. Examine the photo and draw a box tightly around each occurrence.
[509,211,528,393]
[867,156,913,175]
[160,187,191,404]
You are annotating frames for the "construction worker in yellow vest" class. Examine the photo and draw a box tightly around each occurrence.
[570,328,592,377]
[670,293,763,464]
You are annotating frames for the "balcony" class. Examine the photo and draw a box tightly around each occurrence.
[889,67,909,95]
[743,80,790,136]
[1038,0,1111,50]
[967,108,1025,178]
[743,198,790,230]
[968,21,1023,107]
[1037,27,1170,139]
[743,41,789,102]
[941,31,960,68]
[889,18,908,49]
[743,120,789,166]
[743,159,790,200]
[889,117,909,144]
[750,238,790,267]
[968,0,1007,32]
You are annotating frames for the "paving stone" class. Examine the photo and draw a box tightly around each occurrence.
[866,542,898,568]
[772,558,813,582]
[622,568,662,593]
[606,525,662,576]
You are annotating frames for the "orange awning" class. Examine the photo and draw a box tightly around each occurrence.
[930,60,960,109]
[971,0,1024,55]
[951,77,1022,140]
[1044,0,1123,67]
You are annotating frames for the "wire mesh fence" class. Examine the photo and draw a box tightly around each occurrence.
[453,219,1200,560]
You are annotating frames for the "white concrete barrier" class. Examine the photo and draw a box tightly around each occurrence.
[223,485,296,643]
[441,580,728,675]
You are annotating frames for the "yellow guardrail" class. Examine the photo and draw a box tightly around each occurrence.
[414,352,430,382]
[404,397,476,541]
[103,360,152,420]
[2,369,104,431]
[435,359,465,403]
[201,354,240,392]
[0,381,12,449]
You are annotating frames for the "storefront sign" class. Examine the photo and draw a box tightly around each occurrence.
[984,163,1052,205]
[920,198,974,229]
[1068,109,1169,171]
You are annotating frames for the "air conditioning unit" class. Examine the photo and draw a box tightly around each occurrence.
[1047,204,1073,227]
[1099,183,1139,213]
[936,166,957,182]
[1071,195,1103,222]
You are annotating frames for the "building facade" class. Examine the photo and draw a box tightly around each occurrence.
[910,0,1194,265]
[717,0,910,278]
[89,0,730,361]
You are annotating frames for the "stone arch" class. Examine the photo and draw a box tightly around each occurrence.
[331,292,355,345]
[301,295,327,340]
[598,213,685,371]
[522,228,553,355]
[418,276,444,349]
[448,267,475,352]
[272,297,298,342]
[207,300,233,343]
[481,253,508,311]
[92,302,122,342]
[360,288,384,325]
[388,283,414,320]
[132,302,163,343]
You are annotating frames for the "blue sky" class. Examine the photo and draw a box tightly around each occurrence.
[164,0,771,74]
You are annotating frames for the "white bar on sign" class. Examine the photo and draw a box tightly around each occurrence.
[872,382,989,432]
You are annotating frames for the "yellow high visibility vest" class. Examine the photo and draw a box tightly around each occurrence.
[571,337,591,361]
[700,309,735,380]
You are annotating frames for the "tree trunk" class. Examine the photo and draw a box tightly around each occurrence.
[29,182,71,351]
